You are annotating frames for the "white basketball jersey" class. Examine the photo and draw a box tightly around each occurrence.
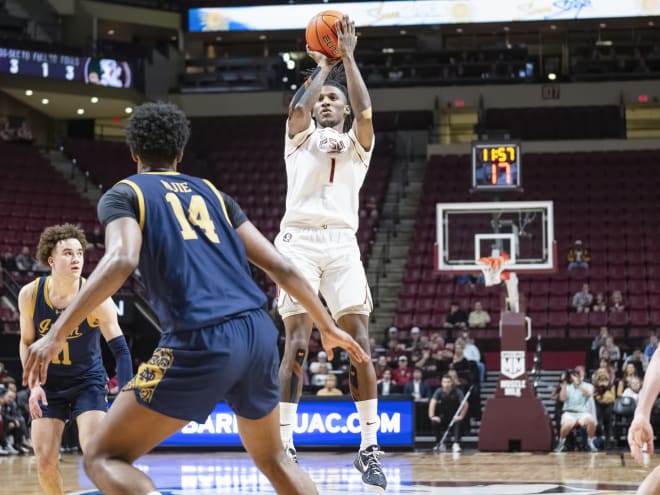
[281,120,374,232]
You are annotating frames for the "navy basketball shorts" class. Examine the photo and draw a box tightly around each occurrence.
[123,309,280,423]
[41,382,108,421]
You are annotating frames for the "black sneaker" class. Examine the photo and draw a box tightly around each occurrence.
[354,444,387,492]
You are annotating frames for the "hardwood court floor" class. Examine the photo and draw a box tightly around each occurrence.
[1,449,652,494]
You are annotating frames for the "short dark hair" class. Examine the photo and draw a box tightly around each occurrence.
[126,101,190,165]
[36,224,88,265]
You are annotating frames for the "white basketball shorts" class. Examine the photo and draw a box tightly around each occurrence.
[274,227,373,320]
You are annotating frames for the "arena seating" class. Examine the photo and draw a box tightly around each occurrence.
[396,149,660,348]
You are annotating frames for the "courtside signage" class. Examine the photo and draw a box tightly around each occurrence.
[188,1,659,32]
[160,399,414,447]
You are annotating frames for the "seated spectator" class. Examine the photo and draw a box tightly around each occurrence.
[428,374,468,452]
[609,290,625,312]
[567,239,591,270]
[385,337,406,366]
[316,374,343,396]
[414,346,444,378]
[444,301,468,329]
[644,334,658,363]
[392,355,413,386]
[361,195,378,219]
[309,362,331,387]
[406,326,422,351]
[461,331,485,384]
[468,301,491,328]
[383,325,398,346]
[617,363,641,397]
[309,351,333,375]
[1,388,31,454]
[0,251,17,272]
[592,292,607,312]
[14,246,36,272]
[16,121,33,144]
[591,326,609,368]
[599,337,621,368]
[89,225,105,250]
[377,369,402,396]
[374,355,389,380]
[621,376,642,402]
[594,357,616,384]
[623,348,647,375]
[556,368,598,452]
[571,283,593,313]
[403,369,431,402]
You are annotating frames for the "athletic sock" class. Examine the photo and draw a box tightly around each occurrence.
[280,402,298,447]
[356,398,379,450]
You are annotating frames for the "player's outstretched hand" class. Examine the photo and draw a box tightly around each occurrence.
[28,385,47,419]
[22,334,64,389]
[628,415,654,464]
[319,325,369,363]
[336,14,357,59]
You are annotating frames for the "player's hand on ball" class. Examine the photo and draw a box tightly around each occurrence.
[319,325,369,363]
[306,45,340,68]
[336,15,357,58]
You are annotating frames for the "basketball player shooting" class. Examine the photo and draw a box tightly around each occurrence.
[276,14,387,492]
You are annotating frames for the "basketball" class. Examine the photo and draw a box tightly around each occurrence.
[306,10,343,59]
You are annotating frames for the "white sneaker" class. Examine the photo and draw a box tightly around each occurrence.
[587,438,598,452]
[452,442,461,453]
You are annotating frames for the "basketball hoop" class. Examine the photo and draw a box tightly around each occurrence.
[477,253,511,287]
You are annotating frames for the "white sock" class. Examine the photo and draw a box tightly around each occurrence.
[280,402,298,448]
[356,398,379,450]
[146,491,163,495]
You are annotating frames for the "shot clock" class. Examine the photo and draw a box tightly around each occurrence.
[471,142,522,192]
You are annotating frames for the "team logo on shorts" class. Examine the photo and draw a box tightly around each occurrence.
[282,233,292,242]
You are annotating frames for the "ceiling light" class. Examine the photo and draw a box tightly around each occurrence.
[259,34,267,40]
[550,24,557,30]
[547,73,557,80]
[124,107,133,114]
[599,23,606,28]
[456,28,463,33]
[77,108,85,115]
[399,30,407,35]
[649,21,655,27]
[108,29,115,36]
[90,97,99,103]
[41,98,49,104]
[503,26,510,32]
[25,89,33,96]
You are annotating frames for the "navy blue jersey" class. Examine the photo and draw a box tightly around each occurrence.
[31,276,107,390]
[97,172,267,333]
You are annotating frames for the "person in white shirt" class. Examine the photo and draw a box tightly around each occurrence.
[275,15,385,492]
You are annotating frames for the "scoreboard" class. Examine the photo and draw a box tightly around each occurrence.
[471,142,522,192]
[0,46,133,88]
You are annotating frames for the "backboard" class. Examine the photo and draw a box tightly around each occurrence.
[435,201,555,274]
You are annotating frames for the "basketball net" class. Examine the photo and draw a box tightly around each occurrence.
[477,252,520,313]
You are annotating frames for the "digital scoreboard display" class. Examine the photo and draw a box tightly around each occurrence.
[471,142,522,191]
[0,46,133,88]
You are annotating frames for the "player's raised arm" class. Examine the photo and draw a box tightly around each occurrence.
[288,49,337,137]
[235,220,368,364]
[336,14,373,151]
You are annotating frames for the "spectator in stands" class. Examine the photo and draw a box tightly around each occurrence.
[385,336,406,366]
[310,362,331,387]
[468,301,491,328]
[617,363,642,397]
[623,349,647,375]
[316,374,343,396]
[406,326,422,351]
[591,326,609,368]
[609,290,625,312]
[0,117,15,142]
[16,121,33,144]
[362,195,378,219]
[592,367,616,449]
[1,387,31,454]
[0,251,17,272]
[599,337,621,368]
[595,357,616,384]
[621,376,642,402]
[429,374,467,453]
[383,325,398,346]
[556,368,598,452]
[392,355,413,386]
[567,240,591,270]
[644,334,658,363]
[571,283,593,313]
[592,292,607,312]
[377,369,401,396]
[14,246,36,273]
[374,355,388,380]
[461,331,485,384]
[89,225,105,250]
[0,362,8,383]
[444,301,468,329]
[414,346,443,379]
[403,369,431,402]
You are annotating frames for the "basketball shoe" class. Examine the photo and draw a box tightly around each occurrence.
[354,444,387,492]
[284,440,297,463]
